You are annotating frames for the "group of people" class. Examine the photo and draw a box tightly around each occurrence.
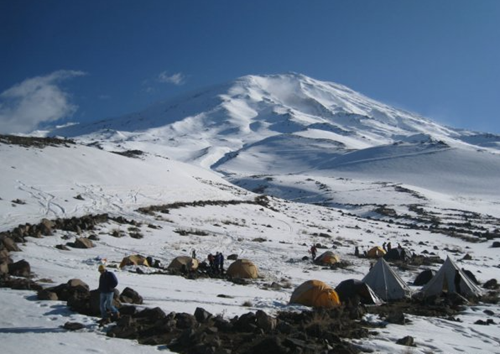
[207,251,225,274]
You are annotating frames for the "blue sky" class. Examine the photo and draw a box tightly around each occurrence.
[1,0,500,134]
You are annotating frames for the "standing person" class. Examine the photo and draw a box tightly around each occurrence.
[98,265,119,324]
[214,252,221,274]
[387,242,392,251]
[192,249,197,259]
[382,242,387,252]
[219,252,224,274]
[208,253,215,273]
[310,245,317,261]
[354,246,360,257]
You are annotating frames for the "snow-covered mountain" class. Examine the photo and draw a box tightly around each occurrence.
[3,74,500,354]
[46,73,500,209]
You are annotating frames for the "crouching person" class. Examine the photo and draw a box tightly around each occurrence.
[98,264,120,324]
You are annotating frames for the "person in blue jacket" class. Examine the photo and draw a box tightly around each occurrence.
[98,264,119,322]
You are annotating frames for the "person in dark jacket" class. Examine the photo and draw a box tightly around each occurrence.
[218,253,224,274]
[98,264,119,322]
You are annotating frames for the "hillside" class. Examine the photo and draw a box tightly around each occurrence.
[2,74,500,353]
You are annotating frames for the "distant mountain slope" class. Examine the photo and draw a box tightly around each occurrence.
[45,73,500,202]
[0,138,248,232]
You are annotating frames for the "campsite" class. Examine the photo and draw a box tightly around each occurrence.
[1,135,499,354]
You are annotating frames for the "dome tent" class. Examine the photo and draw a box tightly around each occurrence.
[314,251,340,266]
[168,256,199,271]
[226,259,258,279]
[335,279,383,305]
[367,246,386,258]
[290,280,340,308]
[119,254,150,269]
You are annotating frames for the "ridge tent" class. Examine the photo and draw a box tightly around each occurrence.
[335,279,383,305]
[314,251,340,266]
[168,256,199,271]
[420,256,483,298]
[367,246,386,258]
[290,280,341,308]
[362,258,412,301]
[119,255,150,269]
[226,259,258,279]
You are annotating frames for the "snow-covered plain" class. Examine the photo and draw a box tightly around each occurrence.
[2,73,500,353]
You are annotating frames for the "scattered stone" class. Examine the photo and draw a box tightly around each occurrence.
[67,237,94,249]
[396,335,415,346]
[38,289,58,300]
[8,259,30,277]
[483,279,499,290]
[227,254,238,261]
[63,322,85,331]
[120,287,143,304]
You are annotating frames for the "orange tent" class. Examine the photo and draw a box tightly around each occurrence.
[290,280,341,308]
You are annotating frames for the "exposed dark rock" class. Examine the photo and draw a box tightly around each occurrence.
[195,307,213,323]
[38,289,58,300]
[8,259,31,277]
[483,279,499,289]
[396,335,415,346]
[63,322,85,331]
[120,287,143,304]
[67,237,94,249]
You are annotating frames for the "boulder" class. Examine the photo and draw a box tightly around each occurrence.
[256,310,277,332]
[2,236,20,252]
[396,336,415,346]
[120,287,143,304]
[0,262,9,276]
[63,322,85,331]
[8,260,30,277]
[483,279,499,290]
[194,307,213,323]
[40,218,54,236]
[38,289,59,300]
[67,237,94,249]
[67,278,90,291]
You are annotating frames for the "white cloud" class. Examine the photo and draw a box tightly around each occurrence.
[0,70,86,134]
[157,71,185,85]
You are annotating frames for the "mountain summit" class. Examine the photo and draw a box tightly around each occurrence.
[47,73,500,199]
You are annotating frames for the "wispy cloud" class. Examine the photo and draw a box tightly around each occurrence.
[0,70,86,134]
[157,71,186,85]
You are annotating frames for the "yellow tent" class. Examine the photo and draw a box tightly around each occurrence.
[314,251,340,265]
[226,259,258,279]
[167,256,199,271]
[119,254,150,268]
[290,280,340,308]
[367,246,386,258]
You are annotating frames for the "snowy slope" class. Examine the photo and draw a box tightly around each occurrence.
[1,138,500,354]
[43,73,500,207]
[0,140,247,232]
[3,73,500,353]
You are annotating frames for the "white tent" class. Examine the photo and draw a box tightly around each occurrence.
[420,256,483,298]
[362,258,412,301]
